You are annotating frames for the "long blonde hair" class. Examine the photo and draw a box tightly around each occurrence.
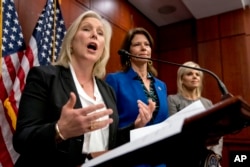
[54,10,112,78]
[177,61,204,97]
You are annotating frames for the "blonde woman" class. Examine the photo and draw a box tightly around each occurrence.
[13,10,137,167]
[168,61,223,166]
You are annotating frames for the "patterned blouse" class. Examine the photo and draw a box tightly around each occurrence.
[136,72,159,123]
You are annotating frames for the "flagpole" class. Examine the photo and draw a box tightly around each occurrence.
[0,0,2,76]
[52,0,57,63]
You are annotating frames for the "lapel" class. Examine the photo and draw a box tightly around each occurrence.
[57,66,84,163]
[126,68,148,102]
[59,66,82,108]
[95,78,115,119]
[96,78,118,148]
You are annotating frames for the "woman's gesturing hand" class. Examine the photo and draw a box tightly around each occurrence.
[134,99,156,128]
[56,92,113,140]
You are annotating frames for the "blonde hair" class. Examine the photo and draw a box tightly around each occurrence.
[54,10,112,78]
[177,61,204,97]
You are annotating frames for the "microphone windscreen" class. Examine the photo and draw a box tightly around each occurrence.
[118,49,129,57]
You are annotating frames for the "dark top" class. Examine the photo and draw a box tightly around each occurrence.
[13,65,131,167]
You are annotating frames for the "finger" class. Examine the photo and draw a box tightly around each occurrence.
[79,103,105,116]
[137,101,149,117]
[137,100,148,110]
[139,108,151,121]
[148,99,156,113]
[89,118,113,131]
[136,111,150,128]
[87,109,113,121]
[137,100,152,113]
[65,92,77,109]
[137,103,151,122]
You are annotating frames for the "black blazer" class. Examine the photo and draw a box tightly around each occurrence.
[13,65,129,167]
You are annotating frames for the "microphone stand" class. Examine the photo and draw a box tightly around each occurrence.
[118,49,232,99]
[116,50,250,167]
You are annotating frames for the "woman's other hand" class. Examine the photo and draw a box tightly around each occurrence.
[134,99,155,128]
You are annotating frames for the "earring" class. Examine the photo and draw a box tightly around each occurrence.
[148,60,153,66]
[126,60,131,66]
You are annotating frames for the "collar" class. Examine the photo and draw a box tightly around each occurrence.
[127,67,153,81]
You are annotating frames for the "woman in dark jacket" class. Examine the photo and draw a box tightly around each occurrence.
[13,10,149,167]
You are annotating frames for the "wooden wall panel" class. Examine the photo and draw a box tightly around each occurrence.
[225,127,250,142]
[243,7,250,35]
[159,47,194,95]
[107,25,127,73]
[75,0,90,8]
[245,36,250,89]
[221,35,250,102]
[61,0,89,28]
[91,0,133,30]
[158,20,196,52]
[128,6,157,40]
[219,9,245,37]
[196,16,219,42]
[197,40,222,103]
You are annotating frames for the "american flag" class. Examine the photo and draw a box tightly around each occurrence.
[0,0,26,166]
[0,0,66,166]
[27,0,66,65]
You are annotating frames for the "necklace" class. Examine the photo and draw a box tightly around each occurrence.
[80,78,92,88]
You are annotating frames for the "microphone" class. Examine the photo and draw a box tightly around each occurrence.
[118,49,231,99]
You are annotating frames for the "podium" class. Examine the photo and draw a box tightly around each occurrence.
[82,96,250,167]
